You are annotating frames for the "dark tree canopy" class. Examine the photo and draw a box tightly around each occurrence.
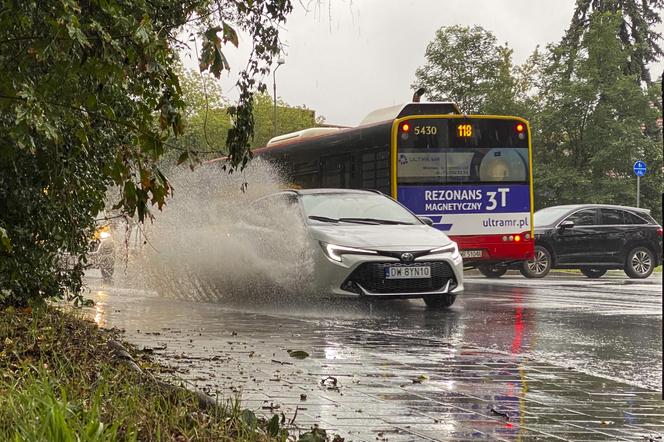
[0,0,292,306]
[558,0,664,83]
[413,26,504,114]
[411,14,662,220]
[533,10,663,217]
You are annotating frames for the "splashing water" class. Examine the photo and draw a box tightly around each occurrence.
[119,159,315,304]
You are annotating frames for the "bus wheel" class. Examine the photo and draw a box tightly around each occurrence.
[423,294,456,309]
[580,267,606,278]
[519,245,551,278]
[477,264,507,278]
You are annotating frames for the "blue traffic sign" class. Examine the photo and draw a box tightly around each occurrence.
[633,160,647,177]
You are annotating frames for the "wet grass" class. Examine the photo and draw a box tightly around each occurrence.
[0,306,303,441]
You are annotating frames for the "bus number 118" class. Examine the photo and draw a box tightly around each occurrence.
[457,124,473,138]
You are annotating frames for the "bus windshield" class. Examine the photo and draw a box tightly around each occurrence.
[396,118,529,185]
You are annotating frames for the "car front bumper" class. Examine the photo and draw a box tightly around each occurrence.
[311,248,464,299]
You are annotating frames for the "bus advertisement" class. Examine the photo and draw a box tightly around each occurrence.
[393,116,534,274]
[221,102,534,274]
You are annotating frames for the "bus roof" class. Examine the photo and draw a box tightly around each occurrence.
[266,101,460,146]
[267,127,342,146]
[359,102,460,125]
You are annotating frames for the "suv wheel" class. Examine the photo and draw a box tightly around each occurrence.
[520,245,551,278]
[580,267,607,278]
[477,264,507,278]
[423,294,456,309]
[624,246,655,279]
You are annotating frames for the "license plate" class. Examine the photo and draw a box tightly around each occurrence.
[384,266,431,279]
[460,250,483,258]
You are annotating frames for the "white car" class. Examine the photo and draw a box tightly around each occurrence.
[245,189,463,308]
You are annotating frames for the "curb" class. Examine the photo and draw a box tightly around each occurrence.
[107,339,220,412]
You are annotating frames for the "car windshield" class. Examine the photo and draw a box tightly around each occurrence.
[534,206,573,226]
[301,193,420,225]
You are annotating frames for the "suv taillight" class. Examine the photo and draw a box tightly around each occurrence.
[658,227,662,237]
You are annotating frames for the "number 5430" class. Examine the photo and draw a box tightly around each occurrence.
[414,125,437,135]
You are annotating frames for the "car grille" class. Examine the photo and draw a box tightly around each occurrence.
[344,261,456,294]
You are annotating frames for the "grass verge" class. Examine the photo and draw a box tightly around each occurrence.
[0,306,330,441]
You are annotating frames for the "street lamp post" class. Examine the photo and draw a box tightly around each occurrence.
[272,58,285,137]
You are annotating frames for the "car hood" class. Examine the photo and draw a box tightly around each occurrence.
[307,224,453,251]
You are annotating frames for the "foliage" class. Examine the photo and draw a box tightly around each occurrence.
[558,0,664,84]
[170,77,318,167]
[413,25,533,115]
[0,0,292,306]
[0,306,301,440]
[533,11,663,217]
[251,93,318,149]
[413,16,662,218]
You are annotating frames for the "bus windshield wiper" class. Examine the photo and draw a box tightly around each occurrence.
[339,217,412,225]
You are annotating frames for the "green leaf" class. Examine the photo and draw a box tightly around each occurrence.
[176,151,189,165]
[298,428,328,442]
[0,227,12,252]
[139,134,159,157]
[267,414,280,437]
[124,181,137,202]
[241,409,257,428]
[222,22,239,47]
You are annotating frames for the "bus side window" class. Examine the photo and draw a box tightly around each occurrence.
[321,154,351,188]
[291,158,320,189]
[361,149,389,193]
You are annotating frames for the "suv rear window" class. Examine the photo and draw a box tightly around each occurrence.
[623,211,649,225]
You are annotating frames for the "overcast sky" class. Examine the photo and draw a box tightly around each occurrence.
[180,0,664,127]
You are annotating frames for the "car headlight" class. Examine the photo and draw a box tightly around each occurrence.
[430,242,460,259]
[320,242,377,262]
[94,225,111,240]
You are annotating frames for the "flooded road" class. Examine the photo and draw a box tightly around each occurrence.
[85,271,663,440]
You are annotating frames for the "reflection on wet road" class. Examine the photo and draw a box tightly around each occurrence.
[85,271,662,440]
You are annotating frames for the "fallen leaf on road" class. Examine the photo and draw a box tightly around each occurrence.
[287,350,309,359]
[490,407,510,420]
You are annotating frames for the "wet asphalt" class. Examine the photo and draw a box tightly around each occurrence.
[84,270,663,440]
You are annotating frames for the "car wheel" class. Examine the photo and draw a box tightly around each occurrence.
[624,246,655,279]
[520,245,551,278]
[580,267,607,278]
[423,294,456,309]
[477,264,507,278]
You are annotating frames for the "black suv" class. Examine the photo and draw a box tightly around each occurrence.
[520,204,662,279]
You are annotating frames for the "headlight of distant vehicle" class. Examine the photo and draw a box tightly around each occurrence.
[320,242,378,262]
[430,242,460,260]
[94,225,111,240]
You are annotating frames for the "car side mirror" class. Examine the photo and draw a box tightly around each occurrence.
[558,220,574,231]
[419,216,434,226]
